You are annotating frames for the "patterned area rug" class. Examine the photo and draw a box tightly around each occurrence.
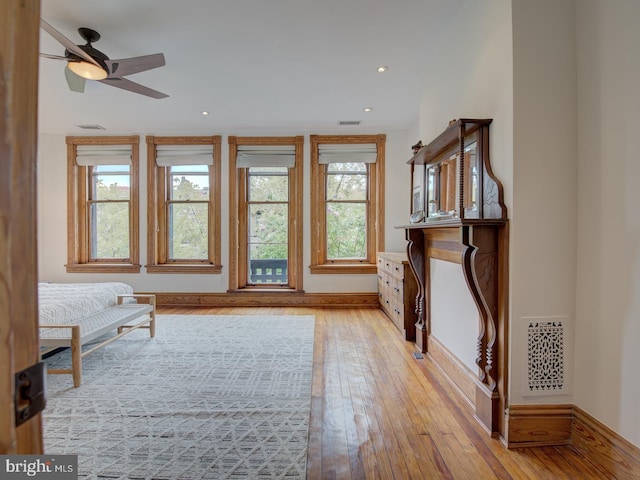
[42,314,315,480]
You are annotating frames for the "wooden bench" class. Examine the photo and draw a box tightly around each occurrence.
[40,294,156,387]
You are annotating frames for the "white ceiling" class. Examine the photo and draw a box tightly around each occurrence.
[38,0,461,135]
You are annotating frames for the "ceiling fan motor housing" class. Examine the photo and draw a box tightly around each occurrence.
[65,27,109,72]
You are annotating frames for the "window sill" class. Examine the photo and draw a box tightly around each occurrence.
[309,264,377,275]
[146,264,222,274]
[227,287,305,293]
[65,264,141,274]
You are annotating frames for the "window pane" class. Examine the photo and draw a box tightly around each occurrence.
[248,202,288,284]
[326,202,366,259]
[326,162,366,173]
[168,202,209,259]
[92,174,130,200]
[249,166,288,174]
[170,174,210,201]
[91,202,129,258]
[327,173,367,200]
[93,165,130,174]
[249,203,288,245]
[248,246,288,284]
[248,173,288,202]
[170,164,208,174]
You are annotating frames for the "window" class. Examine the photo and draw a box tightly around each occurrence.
[228,136,303,291]
[66,135,140,273]
[310,134,385,274]
[146,136,221,273]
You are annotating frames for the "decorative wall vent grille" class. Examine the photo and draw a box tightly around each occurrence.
[76,124,106,130]
[338,120,361,126]
[527,320,565,392]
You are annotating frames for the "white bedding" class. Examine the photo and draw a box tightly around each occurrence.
[38,282,134,326]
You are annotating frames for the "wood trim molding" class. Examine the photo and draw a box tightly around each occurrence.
[292,138,304,290]
[572,406,640,480]
[228,137,239,290]
[504,403,640,479]
[427,335,476,406]
[505,404,573,448]
[374,134,385,254]
[149,292,379,308]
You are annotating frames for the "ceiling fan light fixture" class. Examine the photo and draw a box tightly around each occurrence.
[68,61,108,80]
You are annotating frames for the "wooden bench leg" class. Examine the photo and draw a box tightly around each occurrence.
[149,309,156,338]
[71,325,82,387]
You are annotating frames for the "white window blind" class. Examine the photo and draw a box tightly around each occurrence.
[75,145,132,166]
[236,145,296,168]
[155,145,214,166]
[318,143,377,164]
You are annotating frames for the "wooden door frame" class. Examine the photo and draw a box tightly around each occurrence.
[0,0,43,453]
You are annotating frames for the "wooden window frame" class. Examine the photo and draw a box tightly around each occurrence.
[146,136,222,274]
[228,136,304,291]
[66,135,140,273]
[310,134,385,274]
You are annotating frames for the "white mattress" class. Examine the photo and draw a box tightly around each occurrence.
[38,282,134,326]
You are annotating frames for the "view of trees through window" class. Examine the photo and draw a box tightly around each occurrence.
[168,165,209,260]
[248,166,288,283]
[326,162,368,259]
[89,160,369,266]
[90,165,130,259]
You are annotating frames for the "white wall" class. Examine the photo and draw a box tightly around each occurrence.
[574,0,640,447]
[37,129,410,293]
[430,259,478,371]
[509,0,578,406]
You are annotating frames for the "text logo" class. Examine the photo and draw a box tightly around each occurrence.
[0,455,77,479]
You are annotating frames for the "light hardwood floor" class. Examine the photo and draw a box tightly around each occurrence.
[158,306,614,480]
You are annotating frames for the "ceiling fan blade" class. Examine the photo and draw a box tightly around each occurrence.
[105,53,166,77]
[65,66,86,93]
[40,19,102,68]
[40,53,68,61]
[98,77,168,99]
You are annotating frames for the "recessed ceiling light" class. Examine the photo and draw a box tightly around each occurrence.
[201,111,209,115]
[364,107,373,112]
[376,65,388,73]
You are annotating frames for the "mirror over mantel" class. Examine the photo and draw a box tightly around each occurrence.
[408,118,507,225]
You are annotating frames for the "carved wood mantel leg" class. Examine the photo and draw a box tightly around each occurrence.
[406,228,427,352]
[460,225,500,434]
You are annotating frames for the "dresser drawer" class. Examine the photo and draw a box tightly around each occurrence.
[378,254,405,279]
[377,252,417,341]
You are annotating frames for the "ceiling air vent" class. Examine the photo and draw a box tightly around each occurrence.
[338,120,361,126]
[76,124,106,130]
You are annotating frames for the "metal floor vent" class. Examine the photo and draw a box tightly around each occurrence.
[412,352,424,360]
[527,320,565,392]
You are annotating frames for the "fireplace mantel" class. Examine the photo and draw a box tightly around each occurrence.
[401,119,508,436]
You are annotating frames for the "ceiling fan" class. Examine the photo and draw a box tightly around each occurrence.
[40,19,169,99]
